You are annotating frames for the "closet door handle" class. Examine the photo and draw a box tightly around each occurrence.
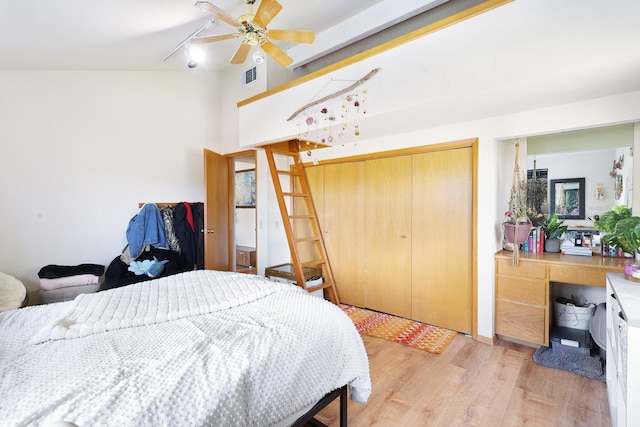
[401,234,408,239]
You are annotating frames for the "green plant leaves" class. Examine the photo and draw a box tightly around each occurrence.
[539,213,568,240]
[596,205,640,254]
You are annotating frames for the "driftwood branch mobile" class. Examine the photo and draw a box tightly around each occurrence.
[287,68,380,122]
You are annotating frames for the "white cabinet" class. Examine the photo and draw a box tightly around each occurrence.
[606,273,640,426]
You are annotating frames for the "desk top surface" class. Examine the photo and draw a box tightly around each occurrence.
[495,250,627,272]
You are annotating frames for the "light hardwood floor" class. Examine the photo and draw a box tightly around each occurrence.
[314,334,610,426]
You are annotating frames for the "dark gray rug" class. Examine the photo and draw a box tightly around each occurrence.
[533,346,605,382]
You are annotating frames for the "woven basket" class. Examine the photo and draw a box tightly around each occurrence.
[554,298,595,330]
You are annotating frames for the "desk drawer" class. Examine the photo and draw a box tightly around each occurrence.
[549,265,606,287]
[496,258,546,279]
[495,300,546,345]
[496,276,546,305]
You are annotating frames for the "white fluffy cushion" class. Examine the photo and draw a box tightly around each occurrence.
[0,272,27,312]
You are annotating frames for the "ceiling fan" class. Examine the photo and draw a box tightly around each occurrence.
[192,0,315,67]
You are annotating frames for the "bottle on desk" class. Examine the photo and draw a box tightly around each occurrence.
[575,234,583,246]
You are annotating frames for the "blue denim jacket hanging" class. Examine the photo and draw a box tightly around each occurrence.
[126,203,168,259]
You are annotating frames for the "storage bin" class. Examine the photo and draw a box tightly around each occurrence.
[550,326,592,356]
[265,263,324,299]
[554,297,595,330]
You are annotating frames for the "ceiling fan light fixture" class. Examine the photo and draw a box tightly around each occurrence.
[244,32,260,46]
[252,50,265,64]
[192,0,315,68]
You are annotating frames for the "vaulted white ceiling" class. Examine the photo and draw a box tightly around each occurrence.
[2,0,639,139]
[0,0,443,71]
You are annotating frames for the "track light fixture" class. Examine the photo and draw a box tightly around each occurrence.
[161,18,216,68]
[185,43,197,68]
[185,43,205,69]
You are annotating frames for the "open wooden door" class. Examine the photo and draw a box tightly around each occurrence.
[204,149,230,270]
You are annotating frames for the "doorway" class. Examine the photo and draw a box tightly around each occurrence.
[231,152,257,274]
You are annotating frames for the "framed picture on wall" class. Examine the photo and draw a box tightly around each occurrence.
[235,169,256,208]
[550,177,585,219]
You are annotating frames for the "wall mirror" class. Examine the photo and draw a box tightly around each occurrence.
[550,178,585,219]
[235,169,256,208]
[525,123,634,227]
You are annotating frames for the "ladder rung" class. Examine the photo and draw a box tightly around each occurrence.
[302,259,327,268]
[289,215,314,219]
[295,236,320,243]
[275,169,303,176]
[282,192,309,197]
[305,282,334,292]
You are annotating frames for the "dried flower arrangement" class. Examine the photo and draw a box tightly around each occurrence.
[503,142,532,264]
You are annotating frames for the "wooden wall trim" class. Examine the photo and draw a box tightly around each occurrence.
[471,138,479,341]
[475,334,498,346]
[237,0,513,108]
[301,138,477,167]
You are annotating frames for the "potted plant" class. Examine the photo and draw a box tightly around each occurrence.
[539,213,568,252]
[594,205,640,280]
[594,205,640,255]
[503,142,532,264]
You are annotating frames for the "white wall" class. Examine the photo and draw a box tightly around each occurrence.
[0,70,221,294]
[239,85,640,341]
[218,62,268,155]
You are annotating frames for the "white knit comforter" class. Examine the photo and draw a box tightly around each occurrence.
[0,270,371,427]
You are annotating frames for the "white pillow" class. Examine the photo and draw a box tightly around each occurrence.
[0,272,27,311]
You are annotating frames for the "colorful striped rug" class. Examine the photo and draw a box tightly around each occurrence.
[340,304,458,354]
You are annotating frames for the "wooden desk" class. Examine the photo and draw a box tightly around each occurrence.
[494,250,626,346]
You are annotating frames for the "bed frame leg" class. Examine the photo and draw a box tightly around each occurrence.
[340,385,347,427]
[290,385,348,427]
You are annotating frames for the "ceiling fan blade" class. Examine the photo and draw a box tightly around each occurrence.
[253,0,283,28]
[195,1,242,28]
[191,33,238,44]
[268,29,315,44]
[261,40,293,67]
[230,43,251,64]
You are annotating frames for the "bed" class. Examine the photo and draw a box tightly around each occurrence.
[0,270,371,426]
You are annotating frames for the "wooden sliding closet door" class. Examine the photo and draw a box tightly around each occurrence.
[411,147,473,333]
[364,156,412,318]
[305,166,324,228]
[323,162,365,307]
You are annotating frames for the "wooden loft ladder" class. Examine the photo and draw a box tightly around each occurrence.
[264,140,340,305]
